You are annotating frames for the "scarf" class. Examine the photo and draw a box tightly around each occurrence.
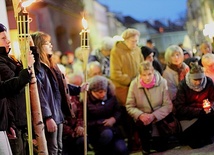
[168,63,187,82]
[140,75,156,89]
[185,72,207,92]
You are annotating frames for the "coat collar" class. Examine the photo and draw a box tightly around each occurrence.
[0,47,9,56]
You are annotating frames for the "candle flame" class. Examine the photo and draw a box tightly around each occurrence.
[82,17,88,29]
[22,0,36,8]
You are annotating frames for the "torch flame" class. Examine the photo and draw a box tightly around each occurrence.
[22,0,36,8]
[82,17,88,29]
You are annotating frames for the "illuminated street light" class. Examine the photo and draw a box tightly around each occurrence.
[203,22,214,39]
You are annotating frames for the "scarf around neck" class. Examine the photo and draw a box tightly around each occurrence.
[140,75,156,89]
[185,72,207,92]
[169,63,187,81]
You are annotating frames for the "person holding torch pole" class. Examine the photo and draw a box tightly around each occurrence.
[0,23,35,155]
[31,31,88,155]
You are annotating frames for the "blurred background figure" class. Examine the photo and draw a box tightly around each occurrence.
[201,53,214,81]
[197,41,213,66]
[146,39,159,58]
[72,47,84,73]
[141,46,163,75]
[88,36,115,78]
[60,53,73,75]
[52,50,66,74]
[63,72,85,155]
[87,61,102,79]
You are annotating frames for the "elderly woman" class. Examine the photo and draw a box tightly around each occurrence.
[88,36,115,78]
[110,28,143,152]
[163,45,189,100]
[110,28,143,106]
[173,62,214,149]
[87,75,129,155]
[126,61,173,154]
[201,53,214,81]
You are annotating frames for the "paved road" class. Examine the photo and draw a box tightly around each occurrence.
[131,143,214,155]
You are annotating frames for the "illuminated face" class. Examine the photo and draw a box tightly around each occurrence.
[101,50,111,57]
[171,51,183,65]
[125,35,139,50]
[145,52,154,62]
[0,31,11,53]
[42,41,53,55]
[140,69,154,84]
[88,66,102,78]
[91,90,107,100]
[190,78,202,87]
[201,44,212,55]
[204,61,214,72]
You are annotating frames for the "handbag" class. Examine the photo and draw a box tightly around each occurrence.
[143,88,182,136]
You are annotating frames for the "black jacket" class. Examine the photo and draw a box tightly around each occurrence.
[0,69,31,131]
[173,76,214,120]
[0,47,27,128]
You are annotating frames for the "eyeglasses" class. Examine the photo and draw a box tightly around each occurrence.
[43,41,52,46]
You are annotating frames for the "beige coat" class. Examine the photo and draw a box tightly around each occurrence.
[126,71,172,121]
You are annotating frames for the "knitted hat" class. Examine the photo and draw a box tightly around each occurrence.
[0,23,7,32]
[141,46,155,59]
[189,62,205,79]
[89,75,108,92]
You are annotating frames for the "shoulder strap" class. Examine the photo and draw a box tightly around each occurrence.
[143,88,154,112]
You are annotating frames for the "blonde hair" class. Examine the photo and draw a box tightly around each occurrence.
[164,45,184,65]
[138,61,154,74]
[202,53,214,66]
[31,31,54,67]
[121,28,140,40]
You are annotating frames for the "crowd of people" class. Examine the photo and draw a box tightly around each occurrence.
[1,22,214,155]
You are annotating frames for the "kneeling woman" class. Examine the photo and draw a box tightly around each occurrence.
[126,61,173,154]
[86,75,129,155]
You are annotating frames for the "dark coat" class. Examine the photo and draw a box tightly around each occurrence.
[0,47,27,127]
[87,83,122,138]
[36,63,80,124]
[0,69,31,131]
[173,76,214,120]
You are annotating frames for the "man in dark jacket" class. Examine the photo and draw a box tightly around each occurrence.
[0,68,34,155]
[0,23,35,155]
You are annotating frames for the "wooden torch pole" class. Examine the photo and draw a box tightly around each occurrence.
[80,17,90,155]
[12,1,48,154]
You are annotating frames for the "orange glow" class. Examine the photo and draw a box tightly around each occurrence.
[82,17,88,29]
[203,99,211,108]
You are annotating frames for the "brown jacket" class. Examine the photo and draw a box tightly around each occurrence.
[110,41,143,105]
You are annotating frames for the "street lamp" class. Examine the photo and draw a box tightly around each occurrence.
[203,22,214,39]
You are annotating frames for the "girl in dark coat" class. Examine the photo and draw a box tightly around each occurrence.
[31,31,87,155]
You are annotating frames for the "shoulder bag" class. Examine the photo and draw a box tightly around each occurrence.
[143,88,182,136]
